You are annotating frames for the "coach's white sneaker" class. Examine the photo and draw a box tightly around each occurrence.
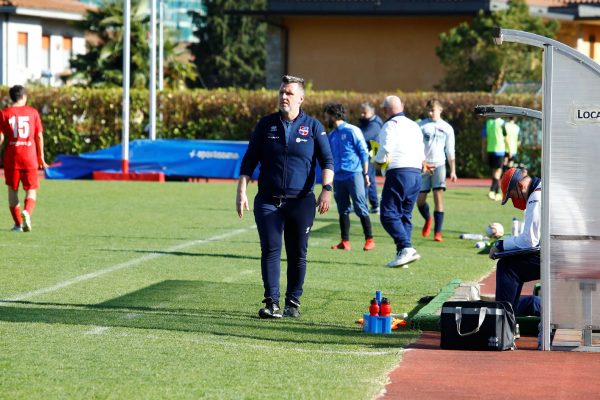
[10,224,23,232]
[21,210,31,232]
[387,247,420,268]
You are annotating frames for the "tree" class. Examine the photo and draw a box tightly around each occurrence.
[436,0,559,92]
[66,0,196,89]
[188,0,266,89]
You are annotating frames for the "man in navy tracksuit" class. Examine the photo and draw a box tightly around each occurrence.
[359,102,383,213]
[236,75,334,319]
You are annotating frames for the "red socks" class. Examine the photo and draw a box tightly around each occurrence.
[9,205,22,226]
[24,198,36,215]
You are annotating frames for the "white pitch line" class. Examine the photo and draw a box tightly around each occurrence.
[3,225,256,302]
[85,326,110,335]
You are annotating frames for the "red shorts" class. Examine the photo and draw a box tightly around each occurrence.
[4,168,39,191]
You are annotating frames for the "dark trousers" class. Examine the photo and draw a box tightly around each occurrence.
[366,162,379,208]
[495,253,540,311]
[254,192,316,305]
[380,168,421,252]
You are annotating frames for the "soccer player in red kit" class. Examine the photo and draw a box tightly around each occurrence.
[0,85,48,232]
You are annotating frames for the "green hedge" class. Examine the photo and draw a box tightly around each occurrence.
[0,87,542,177]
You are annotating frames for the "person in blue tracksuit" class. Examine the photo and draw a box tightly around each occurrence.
[359,102,383,214]
[324,102,375,251]
[236,75,334,319]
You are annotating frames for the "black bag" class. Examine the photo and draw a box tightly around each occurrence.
[440,301,517,351]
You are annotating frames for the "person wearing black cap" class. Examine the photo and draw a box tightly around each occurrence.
[489,167,542,311]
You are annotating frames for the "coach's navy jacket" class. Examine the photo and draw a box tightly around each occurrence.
[240,110,334,198]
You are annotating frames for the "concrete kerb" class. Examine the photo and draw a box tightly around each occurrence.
[410,279,461,331]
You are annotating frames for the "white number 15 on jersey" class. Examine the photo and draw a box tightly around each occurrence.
[8,116,30,139]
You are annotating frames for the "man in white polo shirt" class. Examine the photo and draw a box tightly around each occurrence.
[374,95,425,267]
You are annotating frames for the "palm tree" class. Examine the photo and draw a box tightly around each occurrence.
[66,0,196,88]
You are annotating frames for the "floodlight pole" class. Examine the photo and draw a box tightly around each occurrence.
[149,0,157,141]
[121,0,131,173]
[159,0,164,92]
[157,0,164,137]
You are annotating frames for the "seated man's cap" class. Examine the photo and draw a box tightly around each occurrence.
[500,167,526,205]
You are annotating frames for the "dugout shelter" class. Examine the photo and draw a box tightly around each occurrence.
[477,28,600,352]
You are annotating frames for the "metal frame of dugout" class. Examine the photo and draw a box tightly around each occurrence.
[475,28,600,352]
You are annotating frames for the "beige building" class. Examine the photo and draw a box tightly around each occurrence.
[260,0,600,92]
[0,0,89,86]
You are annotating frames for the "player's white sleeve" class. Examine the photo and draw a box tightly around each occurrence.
[502,188,542,251]
[374,121,393,164]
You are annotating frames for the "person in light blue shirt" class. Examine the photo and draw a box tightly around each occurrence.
[324,103,375,251]
[417,98,457,242]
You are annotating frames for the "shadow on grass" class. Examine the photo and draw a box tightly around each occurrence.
[310,221,391,241]
[96,249,263,261]
[0,280,416,349]
[94,248,375,267]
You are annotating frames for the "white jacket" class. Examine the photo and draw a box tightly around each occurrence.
[374,114,424,170]
[503,180,542,251]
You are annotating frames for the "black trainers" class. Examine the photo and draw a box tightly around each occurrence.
[258,298,282,319]
[283,299,301,318]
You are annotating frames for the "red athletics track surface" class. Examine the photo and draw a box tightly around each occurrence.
[2,169,491,188]
[381,270,600,400]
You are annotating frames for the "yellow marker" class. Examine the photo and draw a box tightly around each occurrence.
[370,140,389,173]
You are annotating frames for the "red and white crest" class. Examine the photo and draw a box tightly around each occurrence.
[298,126,309,136]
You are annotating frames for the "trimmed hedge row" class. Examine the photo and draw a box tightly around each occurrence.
[0,87,542,177]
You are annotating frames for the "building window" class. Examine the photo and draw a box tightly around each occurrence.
[62,36,73,70]
[17,32,28,67]
[41,35,50,71]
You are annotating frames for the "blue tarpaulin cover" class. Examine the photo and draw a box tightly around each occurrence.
[46,139,323,182]
[46,139,251,180]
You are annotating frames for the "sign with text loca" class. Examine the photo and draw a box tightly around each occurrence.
[572,105,600,124]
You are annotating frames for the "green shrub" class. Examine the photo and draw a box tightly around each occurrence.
[0,87,541,177]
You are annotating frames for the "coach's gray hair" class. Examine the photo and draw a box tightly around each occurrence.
[360,102,375,113]
[282,75,305,90]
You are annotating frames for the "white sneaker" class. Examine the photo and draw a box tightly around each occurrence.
[10,224,23,232]
[488,191,496,200]
[21,210,31,232]
[387,247,421,268]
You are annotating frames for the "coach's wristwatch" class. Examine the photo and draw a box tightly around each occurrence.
[322,184,333,192]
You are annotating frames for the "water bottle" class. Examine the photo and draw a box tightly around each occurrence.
[460,233,486,240]
[380,298,391,317]
[475,241,490,249]
[512,218,519,237]
[519,220,525,235]
[369,298,379,316]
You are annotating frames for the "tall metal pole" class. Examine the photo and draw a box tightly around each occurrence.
[159,0,164,91]
[157,0,164,137]
[121,0,131,173]
[541,44,554,351]
[149,0,157,140]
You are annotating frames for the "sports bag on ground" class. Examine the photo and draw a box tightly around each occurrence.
[440,300,517,351]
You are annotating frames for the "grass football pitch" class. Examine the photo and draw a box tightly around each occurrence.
[0,180,517,399]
